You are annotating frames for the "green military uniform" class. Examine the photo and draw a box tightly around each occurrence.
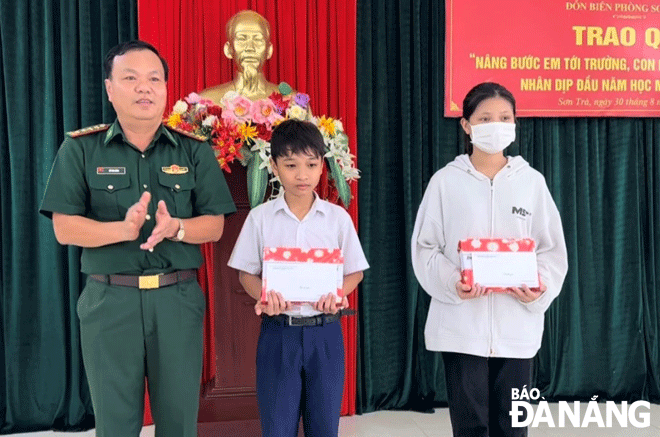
[40,120,236,437]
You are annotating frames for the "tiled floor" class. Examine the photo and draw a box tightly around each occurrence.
[10,403,660,436]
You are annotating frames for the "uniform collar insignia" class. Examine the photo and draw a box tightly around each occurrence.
[103,121,125,145]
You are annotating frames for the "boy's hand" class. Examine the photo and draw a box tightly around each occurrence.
[314,294,348,314]
[255,291,290,316]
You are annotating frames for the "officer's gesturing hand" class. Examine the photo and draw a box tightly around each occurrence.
[124,191,151,241]
[140,200,179,251]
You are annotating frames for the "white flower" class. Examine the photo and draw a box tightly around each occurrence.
[202,115,218,127]
[342,167,360,181]
[251,138,273,173]
[341,155,357,169]
[325,142,359,180]
[251,138,269,154]
[220,91,240,107]
[172,100,188,114]
[287,105,307,120]
[258,156,273,173]
[324,148,341,160]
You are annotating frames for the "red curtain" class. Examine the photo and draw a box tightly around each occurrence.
[137,0,359,417]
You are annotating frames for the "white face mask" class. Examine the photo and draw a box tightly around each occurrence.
[469,122,516,154]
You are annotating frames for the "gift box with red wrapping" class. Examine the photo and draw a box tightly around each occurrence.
[458,238,539,292]
[262,247,344,303]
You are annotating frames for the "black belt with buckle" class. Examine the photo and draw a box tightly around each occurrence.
[89,269,197,289]
[265,309,356,327]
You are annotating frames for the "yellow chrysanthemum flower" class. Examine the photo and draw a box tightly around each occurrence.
[167,113,182,127]
[238,123,258,142]
[318,116,336,136]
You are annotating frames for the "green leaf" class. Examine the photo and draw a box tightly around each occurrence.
[326,156,351,208]
[335,131,349,146]
[278,82,293,96]
[237,144,253,166]
[247,157,268,208]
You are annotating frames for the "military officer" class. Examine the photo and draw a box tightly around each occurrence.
[40,40,236,437]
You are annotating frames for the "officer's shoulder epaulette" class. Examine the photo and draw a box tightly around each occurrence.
[164,123,208,141]
[66,124,111,138]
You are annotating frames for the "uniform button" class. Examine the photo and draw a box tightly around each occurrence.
[107,184,114,190]
[143,184,148,189]
[141,154,146,158]
[146,214,151,221]
[174,184,180,190]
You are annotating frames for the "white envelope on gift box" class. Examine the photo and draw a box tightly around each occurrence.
[262,247,344,303]
[458,238,539,291]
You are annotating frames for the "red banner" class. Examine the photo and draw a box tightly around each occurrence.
[445,0,660,117]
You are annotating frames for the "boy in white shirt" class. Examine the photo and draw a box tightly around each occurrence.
[228,119,369,437]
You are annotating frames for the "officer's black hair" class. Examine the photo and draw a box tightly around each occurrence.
[270,119,326,161]
[104,40,169,82]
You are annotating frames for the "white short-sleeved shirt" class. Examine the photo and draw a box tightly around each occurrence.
[228,194,369,316]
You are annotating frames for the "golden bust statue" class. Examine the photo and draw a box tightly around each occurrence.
[200,10,283,103]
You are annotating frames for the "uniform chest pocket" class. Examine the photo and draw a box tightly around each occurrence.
[157,172,194,218]
[88,174,132,221]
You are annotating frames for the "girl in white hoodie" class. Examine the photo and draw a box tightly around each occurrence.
[411,82,568,437]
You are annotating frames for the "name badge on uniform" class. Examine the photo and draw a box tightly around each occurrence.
[97,167,126,175]
[162,165,189,175]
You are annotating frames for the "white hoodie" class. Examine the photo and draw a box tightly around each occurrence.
[411,154,568,358]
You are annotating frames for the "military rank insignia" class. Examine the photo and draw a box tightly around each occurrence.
[162,165,189,175]
[67,124,111,138]
[164,124,207,141]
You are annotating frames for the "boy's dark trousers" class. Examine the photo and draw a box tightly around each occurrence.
[442,351,532,437]
[256,316,345,437]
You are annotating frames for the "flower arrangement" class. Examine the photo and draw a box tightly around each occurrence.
[165,83,359,208]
